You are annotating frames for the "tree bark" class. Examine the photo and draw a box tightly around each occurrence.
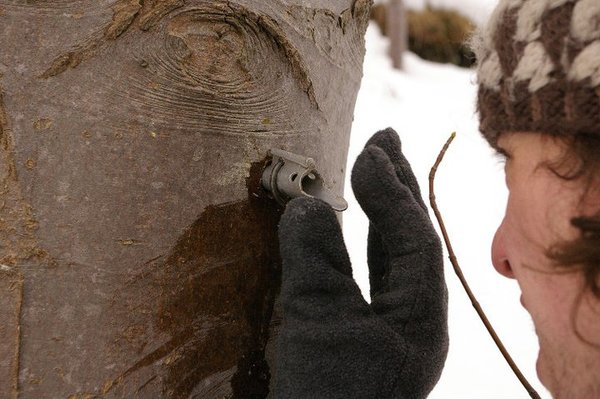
[0,1,371,398]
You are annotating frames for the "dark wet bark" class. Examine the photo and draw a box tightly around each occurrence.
[0,1,371,397]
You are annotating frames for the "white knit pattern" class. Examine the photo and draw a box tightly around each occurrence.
[476,0,600,91]
[513,41,556,91]
[515,0,546,41]
[484,0,524,49]
[569,40,600,86]
[479,51,503,91]
[547,0,574,8]
[571,0,600,42]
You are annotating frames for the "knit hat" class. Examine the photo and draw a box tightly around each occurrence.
[474,0,600,148]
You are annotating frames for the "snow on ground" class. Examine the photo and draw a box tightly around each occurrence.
[344,24,552,399]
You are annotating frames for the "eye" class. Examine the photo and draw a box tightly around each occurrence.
[494,148,512,187]
[495,152,507,165]
[494,147,511,166]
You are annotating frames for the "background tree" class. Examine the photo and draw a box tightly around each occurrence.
[387,0,408,69]
[0,0,371,397]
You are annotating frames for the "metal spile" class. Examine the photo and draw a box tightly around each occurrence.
[261,149,348,212]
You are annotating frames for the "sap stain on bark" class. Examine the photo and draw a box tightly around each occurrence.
[111,160,283,398]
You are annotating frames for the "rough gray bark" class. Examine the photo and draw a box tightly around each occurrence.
[0,0,371,398]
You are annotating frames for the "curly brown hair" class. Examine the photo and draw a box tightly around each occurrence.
[546,132,600,302]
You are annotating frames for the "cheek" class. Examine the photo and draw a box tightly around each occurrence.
[500,193,540,261]
[522,174,582,245]
[490,183,551,281]
[502,177,568,266]
[502,188,581,330]
[520,272,579,348]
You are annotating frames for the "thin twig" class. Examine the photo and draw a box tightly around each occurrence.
[428,132,541,399]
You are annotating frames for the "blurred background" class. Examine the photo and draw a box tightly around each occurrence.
[345,1,552,398]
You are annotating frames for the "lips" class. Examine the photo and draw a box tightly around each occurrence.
[520,295,527,310]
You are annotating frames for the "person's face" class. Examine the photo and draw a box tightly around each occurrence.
[491,132,600,399]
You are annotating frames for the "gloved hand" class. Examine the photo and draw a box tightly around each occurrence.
[274,128,448,399]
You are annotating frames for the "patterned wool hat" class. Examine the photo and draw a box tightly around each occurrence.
[474,0,600,148]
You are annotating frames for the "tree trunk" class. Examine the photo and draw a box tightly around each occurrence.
[0,1,371,398]
[388,0,408,70]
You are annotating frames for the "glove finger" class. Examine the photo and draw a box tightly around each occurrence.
[365,128,427,212]
[351,145,445,323]
[278,197,371,321]
[351,146,448,388]
[363,128,430,300]
[351,145,439,279]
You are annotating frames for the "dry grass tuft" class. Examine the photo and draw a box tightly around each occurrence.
[371,4,476,68]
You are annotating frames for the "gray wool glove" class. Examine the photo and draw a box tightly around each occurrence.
[274,128,449,399]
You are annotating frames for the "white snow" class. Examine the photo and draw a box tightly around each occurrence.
[344,24,552,399]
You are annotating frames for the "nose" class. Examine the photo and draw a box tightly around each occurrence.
[491,220,515,279]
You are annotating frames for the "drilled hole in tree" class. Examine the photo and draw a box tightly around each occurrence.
[301,174,320,196]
